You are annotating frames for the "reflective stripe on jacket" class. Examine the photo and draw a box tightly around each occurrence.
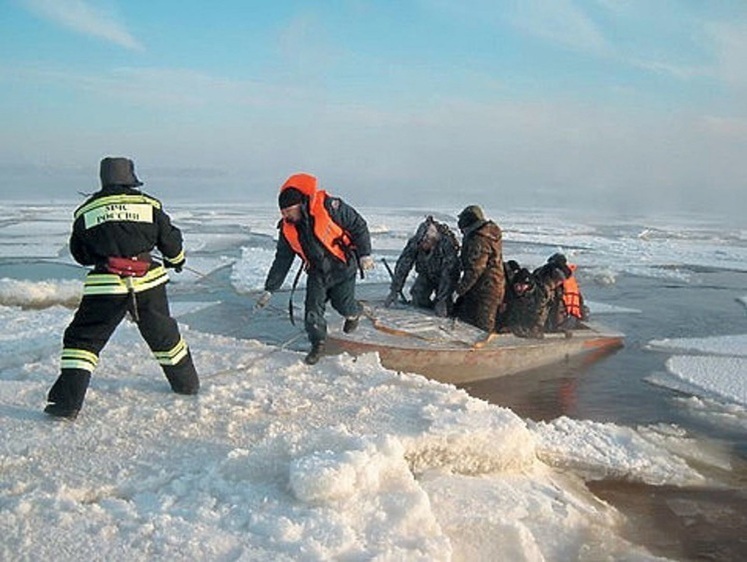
[74,193,162,221]
[70,187,185,269]
[82,265,170,296]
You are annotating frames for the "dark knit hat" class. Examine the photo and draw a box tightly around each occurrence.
[99,157,143,188]
[457,205,485,230]
[278,188,305,209]
[548,253,567,267]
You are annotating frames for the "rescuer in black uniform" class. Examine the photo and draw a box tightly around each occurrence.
[43,157,200,420]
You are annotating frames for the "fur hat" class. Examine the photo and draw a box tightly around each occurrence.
[99,157,143,188]
[457,205,485,230]
[278,187,305,209]
[512,268,535,295]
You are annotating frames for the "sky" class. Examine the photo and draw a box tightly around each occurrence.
[1,1,746,216]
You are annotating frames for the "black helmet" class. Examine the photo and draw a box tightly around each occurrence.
[457,205,485,230]
[100,157,143,188]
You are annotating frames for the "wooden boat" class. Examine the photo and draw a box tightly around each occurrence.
[326,303,624,384]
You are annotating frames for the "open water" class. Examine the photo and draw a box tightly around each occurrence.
[461,269,747,561]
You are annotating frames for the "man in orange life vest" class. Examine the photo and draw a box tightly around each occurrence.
[256,173,374,365]
[535,253,589,331]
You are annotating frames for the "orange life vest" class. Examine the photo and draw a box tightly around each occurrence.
[279,173,351,266]
[562,263,584,319]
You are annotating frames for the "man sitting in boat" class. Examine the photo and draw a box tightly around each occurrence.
[496,259,521,329]
[534,253,589,332]
[501,267,553,338]
[384,216,460,317]
[453,205,506,332]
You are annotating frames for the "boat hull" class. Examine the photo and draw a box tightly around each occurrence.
[326,305,624,384]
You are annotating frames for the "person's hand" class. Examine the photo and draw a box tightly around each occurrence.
[434,299,448,318]
[360,255,375,271]
[384,291,397,308]
[255,290,272,309]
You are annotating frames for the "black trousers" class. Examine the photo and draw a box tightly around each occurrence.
[304,273,360,345]
[47,283,199,410]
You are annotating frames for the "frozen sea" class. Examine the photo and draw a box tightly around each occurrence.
[0,200,746,561]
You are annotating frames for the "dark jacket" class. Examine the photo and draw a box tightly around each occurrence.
[265,196,371,290]
[504,268,552,338]
[532,262,570,332]
[70,185,184,269]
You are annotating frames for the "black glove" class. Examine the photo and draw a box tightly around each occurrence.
[165,259,185,273]
[434,300,448,318]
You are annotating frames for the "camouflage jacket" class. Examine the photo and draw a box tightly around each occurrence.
[506,282,552,338]
[390,220,460,304]
[456,220,504,298]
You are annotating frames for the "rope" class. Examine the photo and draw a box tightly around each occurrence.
[205,331,307,379]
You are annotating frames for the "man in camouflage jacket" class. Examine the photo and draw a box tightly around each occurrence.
[384,216,460,317]
[454,205,505,332]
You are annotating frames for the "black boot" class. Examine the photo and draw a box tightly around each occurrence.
[163,351,200,395]
[44,369,90,420]
[343,315,359,334]
[44,403,80,420]
[305,341,325,365]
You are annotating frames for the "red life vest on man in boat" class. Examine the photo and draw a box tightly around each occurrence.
[562,263,585,319]
[279,173,352,266]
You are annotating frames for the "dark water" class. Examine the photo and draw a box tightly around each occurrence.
[460,269,747,561]
[462,270,746,427]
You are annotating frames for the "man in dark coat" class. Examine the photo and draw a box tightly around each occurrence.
[533,254,584,332]
[503,268,553,338]
[453,205,505,332]
[384,216,460,317]
[256,172,373,365]
[44,157,200,420]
